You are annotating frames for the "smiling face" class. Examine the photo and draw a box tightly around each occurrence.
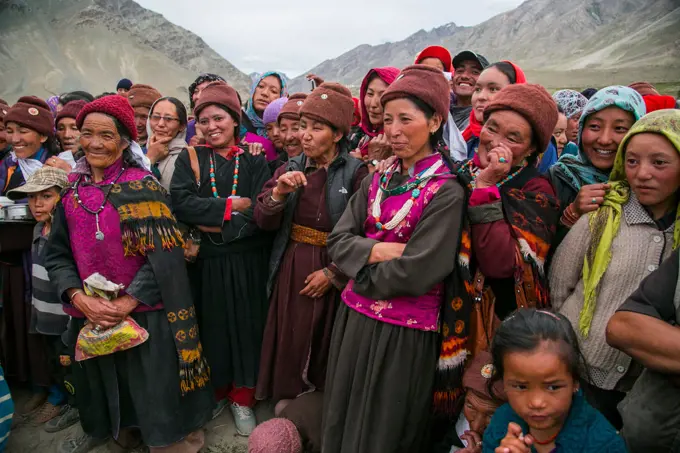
[453,60,483,99]
[27,187,60,223]
[364,75,390,128]
[553,113,568,156]
[472,67,512,123]
[197,105,237,149]
[299,115,341,161]
[624,132,680,219]
[383,98,441,162]
[150,100,183,139]
[478,110,535,168]
[56,117,80,153]
[5,122,47,159]
[279,117,302,157]
[252,75,282,115]
[79,113,128,171]
[580,106,635,171]
[503,341,578,441]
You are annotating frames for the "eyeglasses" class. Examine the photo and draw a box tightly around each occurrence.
[149,115,180,124]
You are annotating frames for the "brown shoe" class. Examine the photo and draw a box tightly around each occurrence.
[29,401,62,425]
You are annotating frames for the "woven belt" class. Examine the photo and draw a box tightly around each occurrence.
[290,224,328,247]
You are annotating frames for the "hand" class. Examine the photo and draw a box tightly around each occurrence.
[306,74,325,87]
[246,142,264,157]
[573,183,610,216]
[71,292,122,329]
[231,197,252,213]
[495,422,532,453]
[188,134,203,147]
[109,295,139,322]
[368,242,406,264]
[375,155,398,174]
[273,171,307,200]
[349,148,364,160]
[367,134,392,162]
[477,144,513,188]
[146,134,173,164]
[299,269,332,298]
[45,156,72,172]
[459,430,483,453]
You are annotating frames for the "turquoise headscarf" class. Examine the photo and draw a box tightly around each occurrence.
[242,71,288,138]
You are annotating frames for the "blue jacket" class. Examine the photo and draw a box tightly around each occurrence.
[483,390,628,453]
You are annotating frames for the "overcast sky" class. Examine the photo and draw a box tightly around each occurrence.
[136,0,524,77]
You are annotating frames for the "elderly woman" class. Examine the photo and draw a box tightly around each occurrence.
[241,72,287,137]
[45,95,212,453]
[145,96,188,190]
[254,83,367,409]
[552,89,589,157]
[170,82,272,436]
[322,65,465,453]
[551,108,680,429]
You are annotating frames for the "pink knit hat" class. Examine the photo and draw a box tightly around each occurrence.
[248,418,302,453]
[76,95,137,141]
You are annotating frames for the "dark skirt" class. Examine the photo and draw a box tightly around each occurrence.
[322,303,438,453]
[67,310,214,447]
[189,244,270,390]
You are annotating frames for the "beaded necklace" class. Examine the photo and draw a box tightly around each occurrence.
[73,166,126,241]
[209,147,240,198]
[457,159,527,190]
[371,159,445,231]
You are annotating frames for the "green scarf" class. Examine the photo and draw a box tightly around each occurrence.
[581,109,680,337]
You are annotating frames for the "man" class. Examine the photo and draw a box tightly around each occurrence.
[450,50,489,130]
[116,78,133,96]
[127,83,162,151]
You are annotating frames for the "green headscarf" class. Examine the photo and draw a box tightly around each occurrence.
[581,109,680,337]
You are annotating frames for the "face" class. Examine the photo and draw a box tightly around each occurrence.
[56,117,80,153]
[28,187,60,223]
[383,98,441,161]
[0,121,7,149]
[566,115,580,143]
[5,122,47,159]
[192,81,212,109]
[252,75,282,114]
[364,76,390,127]
[553,113,568,156]
[150,100,183,139]
[453,60,483,98]
[478,110,535,168]
[625,133,680,217]
[197,105,237,149]
[133,106,150,143]
[463,390,502,435]
[79,113,128,170]
[279,117,302,157]
[419,57,445,72]
[581,106,635,171]
[299,116,341,160]
[117,88,129,96]
[472,67,512,122]
[503,342,578,436]
[265,122,284,149]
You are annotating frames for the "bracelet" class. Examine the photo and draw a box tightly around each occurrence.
[69,289,84,302]
[322,267,334,280]
[270,188,285,203]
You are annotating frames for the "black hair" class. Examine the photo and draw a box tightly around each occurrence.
[60,91,94,104]
[488,62,517,84]
[488,308,591,400]
[196,104,241,144]
[150,96,188,130]
[557,104,565,115]
[581,88,598,100]
[95,92,116,100]
[43,136,60,156]
[403,95,445,150]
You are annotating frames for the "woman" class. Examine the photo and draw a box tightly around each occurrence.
[170,82,272,436]
[51,100,88,171]
[1,96,60,194]
[348,67,400,163]
[146,96,188,190]
[241,72,287,137]
[552,89,589,157]
[322,65,464,453]
[553,105,569,158]
[187,73,226,145]
[276,93,307,163]
[550,108,680,429]
[415,45,453,72]
[263,96,289,172]
[254,83,367,407]
[463,61,526,160]
[44,95,212,453]
[549,86,646,245]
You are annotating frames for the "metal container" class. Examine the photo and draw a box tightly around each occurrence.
[4,204,32,221]
[0,208,5,221]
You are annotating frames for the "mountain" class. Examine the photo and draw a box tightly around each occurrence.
[288,0,680,93]
[0,0,251,104]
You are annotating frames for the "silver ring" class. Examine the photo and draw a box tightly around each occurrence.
[476,441,482,446]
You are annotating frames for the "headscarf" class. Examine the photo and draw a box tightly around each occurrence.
[549,86,646,200]
[580,109,680,337]
[242,71,288,138]
[46,95,61,116]
[552,89,588,120]
[462,61,526,142]
[643,95,677,113]
[188,73,225,110]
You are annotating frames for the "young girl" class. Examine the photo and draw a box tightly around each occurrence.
[483,309,627,453]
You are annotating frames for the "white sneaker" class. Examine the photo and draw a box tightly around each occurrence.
[229,402,256,436]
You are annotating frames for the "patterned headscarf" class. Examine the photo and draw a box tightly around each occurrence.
[552,89,588,120]
[46,95,61,116]
[242,71,288,138]
[580,109,680,337]
[188,73,226,110]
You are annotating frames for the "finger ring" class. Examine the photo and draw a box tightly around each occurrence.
[591,197,597,204]
[476,441,483,446]
[499,157,507,163]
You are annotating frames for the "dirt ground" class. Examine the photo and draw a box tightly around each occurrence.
[5,388,275,453]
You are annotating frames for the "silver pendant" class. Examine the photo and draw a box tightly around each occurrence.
[95,231,105,241]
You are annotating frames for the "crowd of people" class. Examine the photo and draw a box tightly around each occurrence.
[0,44,678,453]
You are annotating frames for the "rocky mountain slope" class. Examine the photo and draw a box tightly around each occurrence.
[288,0,680,92]
[0,0,251,103]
